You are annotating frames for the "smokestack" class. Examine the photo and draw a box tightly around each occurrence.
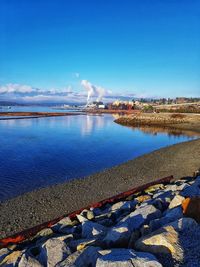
[96,86,105,102]
[81,80,105,105]
[81,80,94,104]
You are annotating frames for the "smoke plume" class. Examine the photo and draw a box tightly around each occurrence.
[81,80,105,104]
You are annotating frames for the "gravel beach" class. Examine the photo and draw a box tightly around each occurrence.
[0,135,200,239]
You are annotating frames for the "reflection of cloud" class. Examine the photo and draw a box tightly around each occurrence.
[81,115,107,135]
[1,118,33,127]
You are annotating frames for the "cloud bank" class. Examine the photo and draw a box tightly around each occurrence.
[0,83,76,103]
[0,81,136,104]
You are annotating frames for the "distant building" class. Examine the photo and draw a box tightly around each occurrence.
[98,104,105,109]
[111,100,135,110]
[176,97,188,104]
[86,101,106,109]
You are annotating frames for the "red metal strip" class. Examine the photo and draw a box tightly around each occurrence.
[0,175,173,248]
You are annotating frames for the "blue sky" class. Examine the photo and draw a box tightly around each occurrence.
[0,0,199,103]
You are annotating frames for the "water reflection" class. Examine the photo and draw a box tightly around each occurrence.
[1,113,198,139]
[81,115,109,135]
[129,125,199,138]
[0,114,197,201]
[1,118,34,127]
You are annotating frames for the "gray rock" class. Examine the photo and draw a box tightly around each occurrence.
[52,217,77,235]
[82,221,108,239]
[144,184,165,194]
[32,228,55,246]
[109,200,137,214]
[94,201,137,224]
[146,191,174,210]
[94,212,113,222]
[96,248,162,267]
[52,225,77,235]
[189,175,200,186]
[119,204,161,232]
[52,234,74,243]
[180,184,200,197]
[56,246,101,267]
[0,250,24,266]
[137,199,152,208]
[135,218,198,265]
[76,214,88,223]
[0,248,10,262]
[135,195,151,204]
[18,253,43,267]
[163,205,183,218]
[176,183,189,191]
[95,218,114,227]
[91,207,103,216]
[55,217,76,227]
[165,182,188,192]
[103,223,131,247]
[33,228,53,238]
[175,224,200,267]
[153,190,174,200]
[68,237,103,252]
[38,238,71,267]
[128,230,141,247]
[140,225,151,236]
[150,198,167,211]
[55,250,83,267]
[169,217,198,231]
[147,206,183,234]
[79,209,94,220]
[168,195,185,209]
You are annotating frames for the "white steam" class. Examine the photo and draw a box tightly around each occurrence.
[81,80,106,104]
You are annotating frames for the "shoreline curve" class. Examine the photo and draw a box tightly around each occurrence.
[0,137,200,239]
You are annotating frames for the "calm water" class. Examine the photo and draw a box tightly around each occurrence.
[0,114,196,201]
[0,105,81,113]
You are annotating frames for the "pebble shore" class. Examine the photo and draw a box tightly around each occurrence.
[1,173,200,266]
[1,138,200,240]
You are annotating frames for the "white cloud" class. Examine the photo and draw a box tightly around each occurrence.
[0,83,74,95]
[0,83,88,103]
[0,83,35,94]
[0,82,137,103]
[21,93,87,103]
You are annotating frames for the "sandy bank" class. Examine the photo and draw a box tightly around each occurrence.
[0,137,200,239]
[114,112,200,134]
[0,111,81,119]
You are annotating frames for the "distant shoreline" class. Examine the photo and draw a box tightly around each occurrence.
[0,111,82,119]
[0,110,138,119]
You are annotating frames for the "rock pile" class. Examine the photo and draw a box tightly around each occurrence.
[1,175,200,266]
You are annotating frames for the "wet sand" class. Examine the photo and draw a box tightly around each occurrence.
[0,135,200,239]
